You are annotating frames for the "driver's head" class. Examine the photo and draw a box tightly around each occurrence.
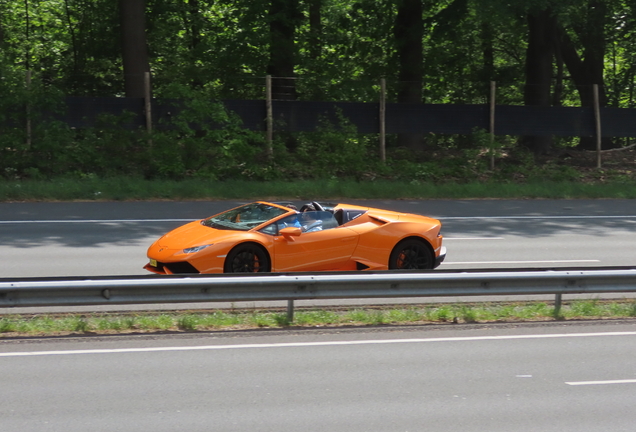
[301,211,316,222]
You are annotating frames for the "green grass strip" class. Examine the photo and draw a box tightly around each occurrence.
[2,178,636,202]
[2,300,636,337]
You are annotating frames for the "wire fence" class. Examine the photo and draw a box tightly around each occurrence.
[53,94,636,138]
[3,69,631,138]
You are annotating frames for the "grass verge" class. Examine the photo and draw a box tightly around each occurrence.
[2,300,636,337]
[2,178,636,202]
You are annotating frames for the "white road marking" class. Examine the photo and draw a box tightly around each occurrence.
[0,219,194,224]
[442,215,636,220]
[2,215,636,224]
[1,331,635,358]
[444,237,505,240]
[566,379,636,386]
[442,260,601,265]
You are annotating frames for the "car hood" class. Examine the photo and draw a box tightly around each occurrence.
[154,220,248,249]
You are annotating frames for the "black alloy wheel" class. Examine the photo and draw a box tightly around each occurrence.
[224,244,271,273]
[389,239,434,270]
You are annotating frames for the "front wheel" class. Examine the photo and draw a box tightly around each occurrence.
[224,244,271,273]
[389,239,434,270]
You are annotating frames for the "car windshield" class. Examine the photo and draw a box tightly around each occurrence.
[202,203,290,231]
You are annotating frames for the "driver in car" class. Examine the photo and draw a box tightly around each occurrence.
[300,211,323,233]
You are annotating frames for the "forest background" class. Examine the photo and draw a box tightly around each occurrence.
[1,0,636,194]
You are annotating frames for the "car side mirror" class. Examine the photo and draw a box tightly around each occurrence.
[280,227,302,238]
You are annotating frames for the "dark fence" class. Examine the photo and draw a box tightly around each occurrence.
[61,97,636,138]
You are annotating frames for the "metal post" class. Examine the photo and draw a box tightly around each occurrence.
[287,299,294,322]
[554,293,563,317]
[266,75,273,158]
[379,78,386,163]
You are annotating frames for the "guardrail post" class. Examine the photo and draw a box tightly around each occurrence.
[287,299,294,322]
[554,293,563,317]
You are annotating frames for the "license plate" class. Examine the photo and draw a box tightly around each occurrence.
[149,259,157,267]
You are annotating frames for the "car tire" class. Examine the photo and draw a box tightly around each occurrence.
[389,238,434,270]
[224,243,271,273]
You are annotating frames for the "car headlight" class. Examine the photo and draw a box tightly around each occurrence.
[182,244,212,254]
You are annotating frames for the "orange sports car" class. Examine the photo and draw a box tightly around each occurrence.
[144,201,446,274]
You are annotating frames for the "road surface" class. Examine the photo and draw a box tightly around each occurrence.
[1,199,635,312]
[1,321,635,432]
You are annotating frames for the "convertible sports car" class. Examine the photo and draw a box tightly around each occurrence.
[144,201,446,274]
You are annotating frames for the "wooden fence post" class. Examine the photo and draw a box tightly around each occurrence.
[593,84,602,169]
[379,78,386,163]
[144,72,153,148]
[489,80,496,170]
[266,75,273,158]
[26,70,32,149]
[144,72,152,134]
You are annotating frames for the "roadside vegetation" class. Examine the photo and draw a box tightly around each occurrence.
[3,177,636,202]
[2,139,635,202]
[2,1,636,200]
[1,87,634,202]
[1,300,636,337]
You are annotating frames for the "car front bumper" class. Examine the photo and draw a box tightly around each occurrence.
[434,246,447,268]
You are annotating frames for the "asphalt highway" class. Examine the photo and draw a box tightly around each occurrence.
[3,199,635,276]
[1,200,636,431]
[1,322,636,432]
[1,199,635,312]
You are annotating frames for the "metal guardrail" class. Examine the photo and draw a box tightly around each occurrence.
[2,268,636,318]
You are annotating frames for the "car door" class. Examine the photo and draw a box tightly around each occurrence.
[272,215,359,271]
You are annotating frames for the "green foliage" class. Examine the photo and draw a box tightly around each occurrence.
[0,0,633,108]
[0,0,635,181]
[177,315,199,331]
[459,306,478,323]
[4,300,636,335]
[70,316,89,332]
[0,63,76,179]
[67,112,149,178]
[149,84,269,180]
[432,306,452,322]
[569,300,602,317]
[293,110,382,179]
[0,318,17,333]
[3,176,636,201]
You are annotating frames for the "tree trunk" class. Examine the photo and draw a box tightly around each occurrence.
[184,0,203,88]
[480,20,495,82]
[308,0,322,60]
[63,0,79,78]
[558,0,611,150]
[521,9,556,156]
[552,36,564,107]
[394,0,423,150]
[267,0,300,100]
[120,0,150,98]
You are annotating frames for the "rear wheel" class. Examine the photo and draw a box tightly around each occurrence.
[224,244,271,273]
[389,239,434,270]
